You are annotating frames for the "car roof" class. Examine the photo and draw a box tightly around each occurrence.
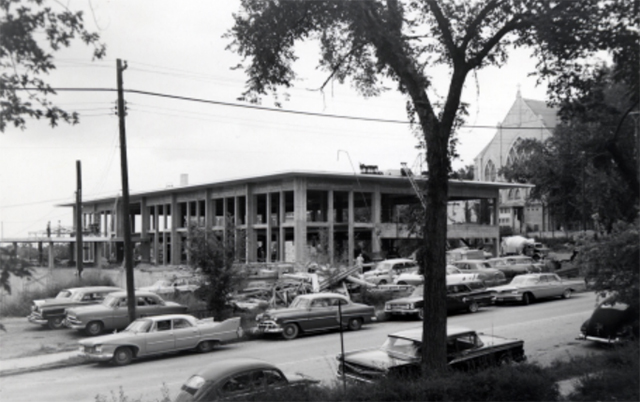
[390,325,474,341]
[297,292,347,300]
[137,314,196,322]
[453,259,486,263]
[195,358,279,380]
[107,290,161,298]
[381,258,416,263]
[64,286,122,293]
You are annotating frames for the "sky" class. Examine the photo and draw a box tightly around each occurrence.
[0,1,550,239]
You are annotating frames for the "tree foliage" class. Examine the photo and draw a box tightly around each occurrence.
[579,219,639,310]
[187,220,245,321]
[0,247,32,294]
[226,0,629,373]
[0,0,106,132]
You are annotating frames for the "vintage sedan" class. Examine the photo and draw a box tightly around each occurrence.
[27,286,123,329]
[79,314,242,366]
[449,260,507,287]
[488,273,576,305]
[337,326,526,382]
[138,277,202,297]
[394,265,477,286]
[65,290,188,336]
[256,293,376,340]
[175,358,318,402]
[363,258,419,285]
[578,302,639,344]
[385,281,493,319]
[486,256,542,279]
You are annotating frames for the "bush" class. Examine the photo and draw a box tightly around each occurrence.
[0,271,117,317]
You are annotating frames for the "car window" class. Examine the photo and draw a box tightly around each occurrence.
[311,299,329,308]
[155,320,172,332]
[262,369,287,387]
[136,297,148,306]
[221,372,254,395]
[447,333,482,354]
[145,296,159,306]
[173,319,192,329]
[117,298,127,308]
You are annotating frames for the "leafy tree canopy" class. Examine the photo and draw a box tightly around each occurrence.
[0,0,105,132]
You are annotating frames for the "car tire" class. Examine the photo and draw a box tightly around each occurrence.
[196,340,214,353]
[348,318,363,331]
[522,293,534,306]
[562,289,572,299]
[85,321,104,336]
[112,347,133,366]
[379,279,387,285]
[47,317,64,330]
[397,281,407,285]
[282,323,300,340]
[84,321,104,336]
[468,301,479,313]
[418,308,424,320]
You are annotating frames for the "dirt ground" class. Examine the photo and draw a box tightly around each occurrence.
[0,316,84,360]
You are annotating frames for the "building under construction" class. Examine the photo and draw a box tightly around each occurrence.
[53,169,528,267]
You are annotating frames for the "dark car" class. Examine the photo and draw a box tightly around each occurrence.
[27,286,123,329]
[175,358,318,402]
[337,326,526,383]
[449,260,507,287]
[578,302,639,344]
[256,293,376,340]
[486,256,542,279]
[384,281,494,319]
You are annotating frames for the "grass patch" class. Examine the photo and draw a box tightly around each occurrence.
[0,272,117,317]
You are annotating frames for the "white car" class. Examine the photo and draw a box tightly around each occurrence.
[363,258,419,285]
[139,277,202,296]
[394,265,479,285]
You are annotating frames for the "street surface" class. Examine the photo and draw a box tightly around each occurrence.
[0,292,601,402]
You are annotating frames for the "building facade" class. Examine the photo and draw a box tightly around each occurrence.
[473,90,559,233]
[64,170,528,267]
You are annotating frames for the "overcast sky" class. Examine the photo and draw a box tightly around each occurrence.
[0,1,551,239]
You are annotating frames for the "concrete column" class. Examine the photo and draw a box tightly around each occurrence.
[348,191,354,267]
[266,192,272,263]
[48,241,54,270]
[328,190,334,265]
[245,185,256,262]
[279,191,285,262]
[372,187,382,256]
[140,197,150,263]
[171,195,180,265]
[293,178,307,263]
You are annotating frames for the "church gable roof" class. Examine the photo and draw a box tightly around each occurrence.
[522,98,559,130]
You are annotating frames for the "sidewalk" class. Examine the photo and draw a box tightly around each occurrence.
[0,350,85,376]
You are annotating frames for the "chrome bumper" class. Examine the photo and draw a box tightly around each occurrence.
[27,314,48,326]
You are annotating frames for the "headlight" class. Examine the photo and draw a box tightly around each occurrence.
[95,345,103,353]
[511,290,520,294]
[384,304,390,311]
[184,375,205,390]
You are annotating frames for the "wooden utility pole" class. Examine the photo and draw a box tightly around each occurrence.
[75,160,83,278]
[117,59,136,323]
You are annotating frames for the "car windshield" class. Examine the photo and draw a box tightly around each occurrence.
[373,262,392,273]
[56,290,72,299]
[70,292,85,302]
[151,280,171,287]
[510,276,538,285]
[446,266,461,275]
[289,297,311,309]
[381,336,420,361]
[411,287,424,297]
[102,294,121,308]
[124,319,152,333]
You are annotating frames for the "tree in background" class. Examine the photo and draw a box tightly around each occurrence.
[0,247,31,294]
[226,0,626,373]
[0,0,105,131]
[187,217,245,321]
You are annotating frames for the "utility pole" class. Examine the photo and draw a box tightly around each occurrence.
[75,160,83,278]
[117,59,136,323]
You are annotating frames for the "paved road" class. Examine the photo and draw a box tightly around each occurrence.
[0,292,600,402]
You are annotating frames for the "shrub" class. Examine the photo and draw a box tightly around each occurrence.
[0,271,117,317]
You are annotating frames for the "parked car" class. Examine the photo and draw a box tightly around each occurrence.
[138,277,202,297]
[363,258,419,285]
[175,358,318,402]
[446,247,487,262]
[578,302,639,344]
[488,273,576,305]
[27,286,123,329]
[385,281,493,319]
[449,260,507,287]
[64,290,188,336]
[79,314,242,366]
[487,256,542,279]
[256,292,376,340]
[394,265,478,286]
[337,326,526,382]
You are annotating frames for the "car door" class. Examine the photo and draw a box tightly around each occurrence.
[111,297,130,329]
[218,371,258,401]
[145,318,175,354]
[546,274,565,297]
[173,317,200,350]
[446,285,464,312]
[137,295,165,318]
[302,298,335,331]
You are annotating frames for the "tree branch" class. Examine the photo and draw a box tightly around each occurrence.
[461,0,500,50]
[427,1,461,63]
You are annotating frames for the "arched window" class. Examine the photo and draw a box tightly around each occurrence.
[515,189,520,199]
[484,160,496,182]
[507,138,525,167]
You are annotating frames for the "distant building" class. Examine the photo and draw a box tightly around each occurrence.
[473,90,559,234]
[58,170,528,266]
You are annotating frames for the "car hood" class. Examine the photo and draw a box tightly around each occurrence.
[34,299,80,309]
[343,348,416,371]
[259,308,309,320]
[79,331,138,347]
[386,296,421,304]
[487,285,520,293]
